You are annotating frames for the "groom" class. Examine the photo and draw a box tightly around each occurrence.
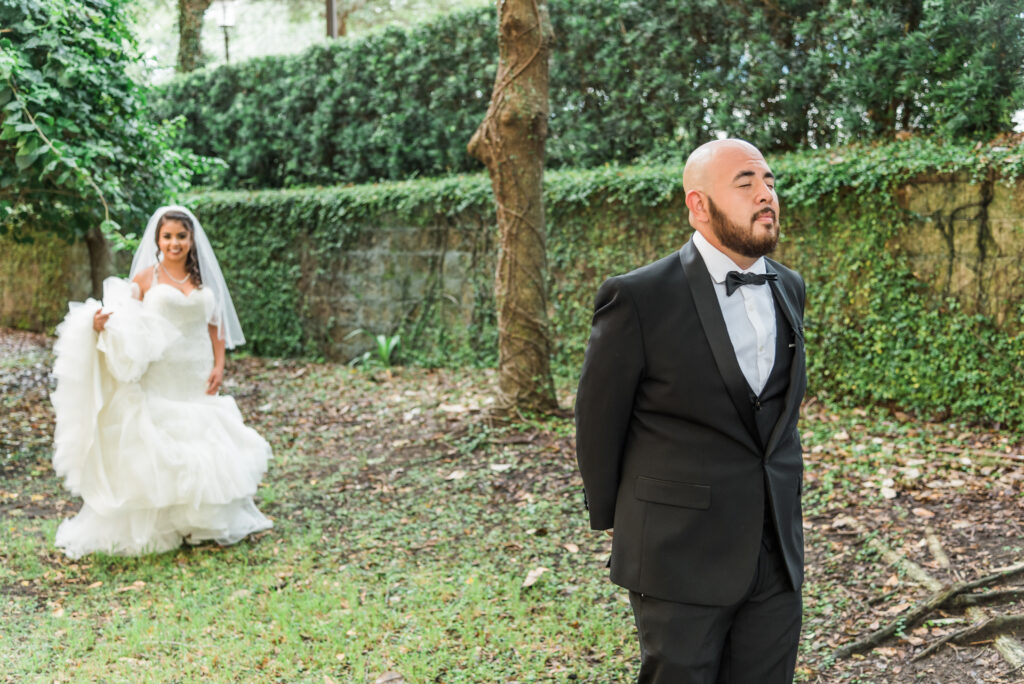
[575,139,807,683]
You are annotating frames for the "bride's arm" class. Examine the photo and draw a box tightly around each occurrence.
[206,325,225,395]
[94,269,151,331]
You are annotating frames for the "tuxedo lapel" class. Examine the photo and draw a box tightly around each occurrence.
[763,262,806,458]
[678,241,761,453]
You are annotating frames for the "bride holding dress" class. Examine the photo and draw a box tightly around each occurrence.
[51,206,272,559]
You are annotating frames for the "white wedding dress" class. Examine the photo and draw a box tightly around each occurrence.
[51,276,272,559]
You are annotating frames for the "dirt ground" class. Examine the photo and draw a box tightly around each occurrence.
[3,326,1024,683]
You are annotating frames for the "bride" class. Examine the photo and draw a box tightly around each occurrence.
[51,206,272,558]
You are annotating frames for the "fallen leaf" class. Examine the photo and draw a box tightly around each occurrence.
[883,602,911,615]
[563,543,579,553]
[831,515,858,529]
[911,507,935,518]
[445,470,467,481]
[374,672,404,684]
[114,580,146,593]
[522,566,547,588]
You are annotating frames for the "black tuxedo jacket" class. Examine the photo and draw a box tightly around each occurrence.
[575,238,807,606]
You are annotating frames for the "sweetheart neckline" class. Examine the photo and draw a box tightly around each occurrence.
[150,283,202,298]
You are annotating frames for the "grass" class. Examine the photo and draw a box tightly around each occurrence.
[2,341,1023,682]
[2,361,635,682]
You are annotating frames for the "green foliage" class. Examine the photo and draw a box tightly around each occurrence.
[190,138,1024,429]
[346,329,401,367]
[153,9,496,189]
[0,0,210,241]
[822,0,1024,139]
[153,0,1024,190]
[795,213,1024,428]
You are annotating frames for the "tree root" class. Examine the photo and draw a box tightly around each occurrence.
[832,517,1024,665]
[950,588,1024,608]
[912,615,1024,661]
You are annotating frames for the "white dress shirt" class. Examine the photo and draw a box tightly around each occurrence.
[692,231,777,395]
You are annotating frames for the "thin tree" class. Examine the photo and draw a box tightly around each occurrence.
[177,0,214,72]
[326,0,370,37]
[468,0,557,414]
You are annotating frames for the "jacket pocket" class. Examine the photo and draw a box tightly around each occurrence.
[634,476,711,510]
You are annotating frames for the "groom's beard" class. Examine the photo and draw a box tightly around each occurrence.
[708,197,779,259]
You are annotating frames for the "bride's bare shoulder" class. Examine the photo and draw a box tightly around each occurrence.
[132,266,156,298]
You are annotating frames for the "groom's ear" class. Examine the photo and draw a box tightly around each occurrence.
[685,190,709,227]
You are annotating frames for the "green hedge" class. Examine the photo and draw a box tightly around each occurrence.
[187,139,1024,429]
[154,0,1024,190]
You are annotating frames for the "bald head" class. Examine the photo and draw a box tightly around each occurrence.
[683,139,765,195]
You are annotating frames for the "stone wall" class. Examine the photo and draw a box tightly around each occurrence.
[0,230,92,332]
[895,174,1024,326]
[3,175,1022,355]
[295,214,494,361]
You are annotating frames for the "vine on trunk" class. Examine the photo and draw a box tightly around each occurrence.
[468,0,557,414]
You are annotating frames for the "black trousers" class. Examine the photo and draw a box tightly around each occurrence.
[628,535,802,684]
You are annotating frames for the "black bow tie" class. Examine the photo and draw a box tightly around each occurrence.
[725,270,777,296]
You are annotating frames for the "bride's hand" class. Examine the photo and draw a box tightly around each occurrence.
[93,309,112,332]
[206,366,223,395]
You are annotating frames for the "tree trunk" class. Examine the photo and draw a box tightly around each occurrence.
[327,0,338,37]
[330,1,367,39]
[177,0,214,73]
[468,0,557,414]
[83,226,114,299]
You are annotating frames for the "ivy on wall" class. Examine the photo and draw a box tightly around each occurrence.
[3,139,1016,426]
[0,229,81,330]
[180,139,1024,430]
[779,138,1024,430]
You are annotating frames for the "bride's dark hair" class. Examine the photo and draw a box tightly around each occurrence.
[155,210,203,287]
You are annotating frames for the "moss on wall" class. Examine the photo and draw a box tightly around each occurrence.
[0,229,91,332]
